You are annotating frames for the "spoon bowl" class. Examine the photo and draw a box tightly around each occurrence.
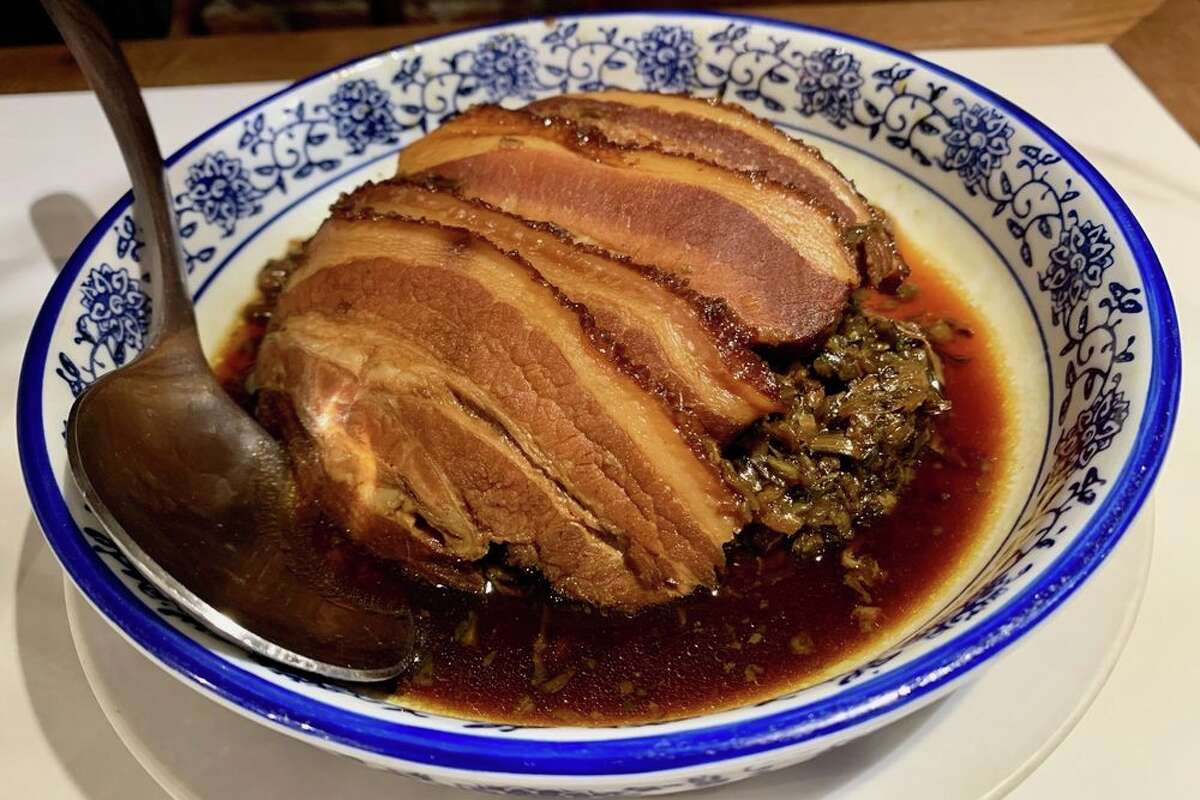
[46,0,413,681]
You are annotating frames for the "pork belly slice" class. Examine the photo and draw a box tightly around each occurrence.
[255,375,491,595]
[259,214,744,608]
[257,320,702,608]
[525,90,907,290]
[395,106,860,347]
[336,179,783,441]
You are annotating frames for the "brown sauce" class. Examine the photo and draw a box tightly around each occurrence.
[213,234,1010,725]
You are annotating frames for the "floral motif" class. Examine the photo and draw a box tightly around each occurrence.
[56,263,151,397]
[113,214,143,263]
[183,152,262,236]
[919,563,1033,641]
[942,101,1013,186]
[325,79,402,154]
[634,25,699,91]
[1040,219,1115,322]
[82,526,207,635]
[79,263,150,366]
[470,34,539,100]
[796,48,864,127]
[1054,381,1130,474]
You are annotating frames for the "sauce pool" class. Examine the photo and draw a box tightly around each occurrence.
[214,235,1010,725]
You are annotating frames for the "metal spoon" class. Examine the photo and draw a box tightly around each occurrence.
[44,0,413,682]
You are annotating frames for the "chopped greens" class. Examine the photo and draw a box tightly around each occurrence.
[727,303,950,556]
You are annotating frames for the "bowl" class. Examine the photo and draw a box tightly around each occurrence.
[18,11,1179,796]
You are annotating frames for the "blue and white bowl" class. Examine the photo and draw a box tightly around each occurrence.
[18,12,1179,796]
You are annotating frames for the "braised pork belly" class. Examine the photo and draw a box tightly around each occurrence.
[249,92,946,612]
[525,90,907,290]
[395,106,860,347]
[336,179,782,441]
[257,213,743,609]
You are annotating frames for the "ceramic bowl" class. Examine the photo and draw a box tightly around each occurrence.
[18,11,1179,796]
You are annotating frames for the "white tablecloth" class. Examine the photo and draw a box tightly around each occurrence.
[1,43,1197,799]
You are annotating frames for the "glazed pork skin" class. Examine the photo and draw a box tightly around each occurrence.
[256,212,745,609]
[337,179,783,441]
[525,90,907,290]
[395,106,860,348]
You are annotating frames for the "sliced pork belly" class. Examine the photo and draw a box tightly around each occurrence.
[525,90,907,290]
[256,213,744,608]
[255,353,493,594]
[336,179,783,440]
[395,106,860,347]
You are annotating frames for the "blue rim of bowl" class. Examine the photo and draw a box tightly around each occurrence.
[18,10,1181,777]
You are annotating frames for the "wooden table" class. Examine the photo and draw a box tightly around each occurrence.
[3,0,1196,140]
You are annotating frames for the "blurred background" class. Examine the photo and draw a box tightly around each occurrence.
[6,0,1191,148]
[8,0,796,44]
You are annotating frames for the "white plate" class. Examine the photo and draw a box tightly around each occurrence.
[66,502,1154,800]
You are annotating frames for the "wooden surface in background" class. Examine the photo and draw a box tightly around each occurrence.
[1113,0,1200,141]
[1,0,1195,139]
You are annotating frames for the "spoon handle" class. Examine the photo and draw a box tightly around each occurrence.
[42,0,197,346]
